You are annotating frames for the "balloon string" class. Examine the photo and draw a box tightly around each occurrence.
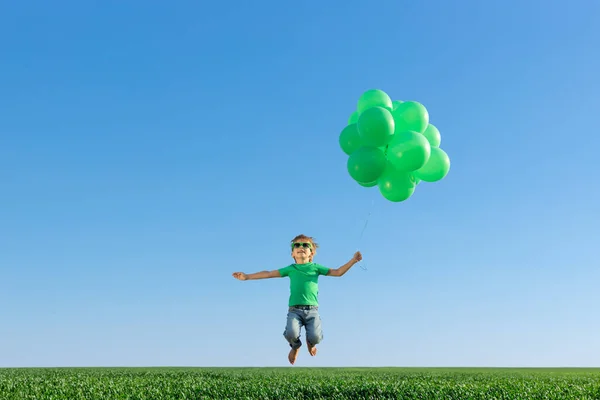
[356,196,376,271]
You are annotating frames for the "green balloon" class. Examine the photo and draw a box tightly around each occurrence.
[392,101,429,133]
[347,146,387,184]
[357,89,393,114]
[357,106,395,147]
[357,179,377,187]
[377,162,417,202]
[413,147,451,182]
[348,111,359,124]
[392,100,404,110]
[422,123,441,147]
[386,130,431,172]
[339,124,363,155]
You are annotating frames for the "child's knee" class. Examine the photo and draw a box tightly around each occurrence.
[307,332,322,345]
[283,328,300,341]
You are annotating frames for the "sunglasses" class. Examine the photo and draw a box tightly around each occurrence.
[292,242,312,249]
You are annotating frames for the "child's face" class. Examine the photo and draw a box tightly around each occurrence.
[291,241,313,263]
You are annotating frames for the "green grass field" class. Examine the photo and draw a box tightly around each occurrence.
[1,367,599,399]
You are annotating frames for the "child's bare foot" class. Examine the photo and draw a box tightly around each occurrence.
[308,343,317,356]
[288,348,299,365]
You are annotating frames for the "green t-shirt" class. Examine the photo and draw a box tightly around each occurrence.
[278,262,330,306]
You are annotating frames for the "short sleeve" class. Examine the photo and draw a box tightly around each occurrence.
[314,263,330,276]
[278,265,294,277]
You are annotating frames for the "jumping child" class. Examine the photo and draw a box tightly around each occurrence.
[232,234,362,364]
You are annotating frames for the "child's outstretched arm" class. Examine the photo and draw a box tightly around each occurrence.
[232,270,282,280]
[327,251,362,277]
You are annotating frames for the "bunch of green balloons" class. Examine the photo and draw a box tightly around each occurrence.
[339,89,451,202]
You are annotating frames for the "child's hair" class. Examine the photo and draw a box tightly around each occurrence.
[290,234,319,261]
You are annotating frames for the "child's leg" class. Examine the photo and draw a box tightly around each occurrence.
[283,308,303,350]
[304,308,323,354]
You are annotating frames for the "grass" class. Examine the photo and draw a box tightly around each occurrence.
[1,367,599,399]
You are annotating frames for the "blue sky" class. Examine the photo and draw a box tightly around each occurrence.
[1,0,599,368]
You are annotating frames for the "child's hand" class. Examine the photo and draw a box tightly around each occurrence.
[353,251,362,262]
[232,272,248,280]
